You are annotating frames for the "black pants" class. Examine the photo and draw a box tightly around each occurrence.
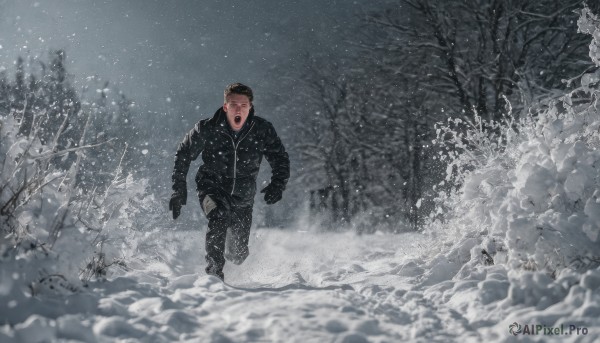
[205,206,252,275]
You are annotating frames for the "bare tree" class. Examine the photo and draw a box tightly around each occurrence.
[365,0,594,121]
[289,56,414,230]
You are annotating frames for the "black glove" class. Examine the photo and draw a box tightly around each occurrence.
[169,189,187,220]
[261,183,283,205]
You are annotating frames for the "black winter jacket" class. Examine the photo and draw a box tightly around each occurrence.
[172,107,290,208]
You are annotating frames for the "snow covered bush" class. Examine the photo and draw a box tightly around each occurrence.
[579,7,600,68]
[0,100,154,316]
[0,111,84,304]
[77,173,163,282]
[0,113,60,248]
[429,7,600,276]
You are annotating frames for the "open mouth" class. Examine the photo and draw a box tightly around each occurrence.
[234,116,242,124]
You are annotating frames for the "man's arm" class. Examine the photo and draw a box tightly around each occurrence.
[263,122,290,193]
[173,121,205,189]
[170,121,205,218]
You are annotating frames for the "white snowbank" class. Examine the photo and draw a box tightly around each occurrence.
[419,6,600,342]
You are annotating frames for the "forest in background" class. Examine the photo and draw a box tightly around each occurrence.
[5,1,600,234]
[285,0,600,231]
[2,1,600,235]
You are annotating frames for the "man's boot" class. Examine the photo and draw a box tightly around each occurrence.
[205,265,224,282]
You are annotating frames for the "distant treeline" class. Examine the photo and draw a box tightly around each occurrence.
[286,1,599,231]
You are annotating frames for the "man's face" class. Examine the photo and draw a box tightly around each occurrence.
[223,93,251,131]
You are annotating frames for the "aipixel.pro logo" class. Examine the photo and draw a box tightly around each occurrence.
[509,322,588,336]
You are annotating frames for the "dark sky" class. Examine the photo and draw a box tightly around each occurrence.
[0,0,380,121]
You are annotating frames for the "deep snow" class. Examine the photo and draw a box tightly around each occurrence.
[0,229,434,342]
[1,228,599,342]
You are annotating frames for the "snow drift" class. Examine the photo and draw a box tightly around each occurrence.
[420,7,600,341]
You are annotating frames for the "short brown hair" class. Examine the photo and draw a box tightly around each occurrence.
[224,83,253,103]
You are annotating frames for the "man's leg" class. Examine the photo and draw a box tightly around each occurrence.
[225,207,253,265]
[205,215,229,280]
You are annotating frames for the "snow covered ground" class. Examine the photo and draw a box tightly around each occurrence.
[0,228,430,342]
[2,226,598,342]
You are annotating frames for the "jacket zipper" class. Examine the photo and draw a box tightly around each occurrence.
[227,122,255,195]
